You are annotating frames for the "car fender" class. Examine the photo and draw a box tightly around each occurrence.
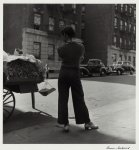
[116,67,124,72]
[100,67,107,72]
[80,67,90,74]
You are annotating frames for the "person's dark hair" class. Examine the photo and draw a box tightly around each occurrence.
[61,26,75,38]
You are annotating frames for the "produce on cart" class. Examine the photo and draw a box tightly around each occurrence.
[3,51,45,84]
[3,50,49,122]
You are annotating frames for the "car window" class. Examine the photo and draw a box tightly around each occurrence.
[88,61,98,65]
[118,62,122,64]
[128,62,131,65]
[88,61,94,65]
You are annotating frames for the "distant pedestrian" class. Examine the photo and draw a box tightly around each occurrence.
[45,64,49,79]
[57,26,98,132]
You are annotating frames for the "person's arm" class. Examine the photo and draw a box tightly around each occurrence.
[57,47,64,59]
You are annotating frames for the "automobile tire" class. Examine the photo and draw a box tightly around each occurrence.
[100,70,106,76]
[80,71,84,77]
[117,70,121,75]
[130,70,133,75]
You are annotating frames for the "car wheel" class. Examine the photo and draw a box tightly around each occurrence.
[80,70,84,77]
[100,70,106,76]
[130,70,133,75]
[117,70,121,75]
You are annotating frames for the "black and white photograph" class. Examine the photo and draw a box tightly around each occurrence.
[1,0,138,149]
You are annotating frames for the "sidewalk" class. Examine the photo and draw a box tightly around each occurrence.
[48,72,59,79]
[3,78,135,144]
[3,100,135,144]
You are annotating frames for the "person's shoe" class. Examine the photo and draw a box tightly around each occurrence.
[64,124,69,132]
[56,123,64,128]
[85,122,99,130]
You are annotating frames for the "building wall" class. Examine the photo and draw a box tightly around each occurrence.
[107,45,136,66]
[110,4,136,66]
[4,4,82,70]
[22,28,48,62]
[83,4,113,65]
[3,4,26,54]
[82,4,136,66]
[22,28,63,69]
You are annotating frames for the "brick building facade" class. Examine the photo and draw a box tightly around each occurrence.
[81,4,136,66]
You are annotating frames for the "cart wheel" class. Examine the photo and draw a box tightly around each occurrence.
[3,88,15,122]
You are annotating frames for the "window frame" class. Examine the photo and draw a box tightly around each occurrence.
[114,17,118,28]
[33,42,41,59]
[48,17,55,31]
[59,20,65,29]
[120,20,123,30]
[34,13,41,30]
[121,4,124,12]
[81,5,86,14]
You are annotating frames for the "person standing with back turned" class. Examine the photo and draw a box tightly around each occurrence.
[57,26,98,132]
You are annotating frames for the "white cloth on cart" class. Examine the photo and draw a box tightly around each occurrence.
[3,51,37,63]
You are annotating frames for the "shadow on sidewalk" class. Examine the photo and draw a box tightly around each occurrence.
[3,110,135,144]
[3,108,55,134]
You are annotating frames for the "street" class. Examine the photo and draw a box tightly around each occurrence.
[3,74,136,144]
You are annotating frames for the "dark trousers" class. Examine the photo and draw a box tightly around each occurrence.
[58,67,90,125]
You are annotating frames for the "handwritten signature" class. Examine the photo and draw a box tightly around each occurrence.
[106,146,130,150]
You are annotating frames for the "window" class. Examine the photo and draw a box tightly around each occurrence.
[112,54,117,62]
[34,14,41,30]
[128,56,131,62]
[33,42,41,59]
[72,4,76,13]
[125,21,127,31]
[72,4,76,9]
[124,39,127,48]
[133,42,136,50]
[113,36,117,45]
[125,5,128,12]
[49,17,55,31]
[115,4,118,10]
[114,18,118,28]
[60,4,64,8]
[120,20,123,30]
[120,37,122,46]
[124,55,127,61]
[121,4,124,12]
[133,56,135,67]
[134,9,136,18]
[129,6,132,14]
[71,23,76,31]
[128,40,131,47]
[133,26,136,34]
[82,5,85,14]
[118,61,122,64]
[129,23,131,32]
[59,20,65,29]
[81,21,85,29]
[123,62,127,65]
[119,55,123,61]
[48,44,55,60]
[60,4,64,11]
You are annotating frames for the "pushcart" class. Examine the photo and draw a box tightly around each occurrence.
[3,59,51,122]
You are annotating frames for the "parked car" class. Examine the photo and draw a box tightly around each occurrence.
[107,61,135,75]
[80,59,108,77]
